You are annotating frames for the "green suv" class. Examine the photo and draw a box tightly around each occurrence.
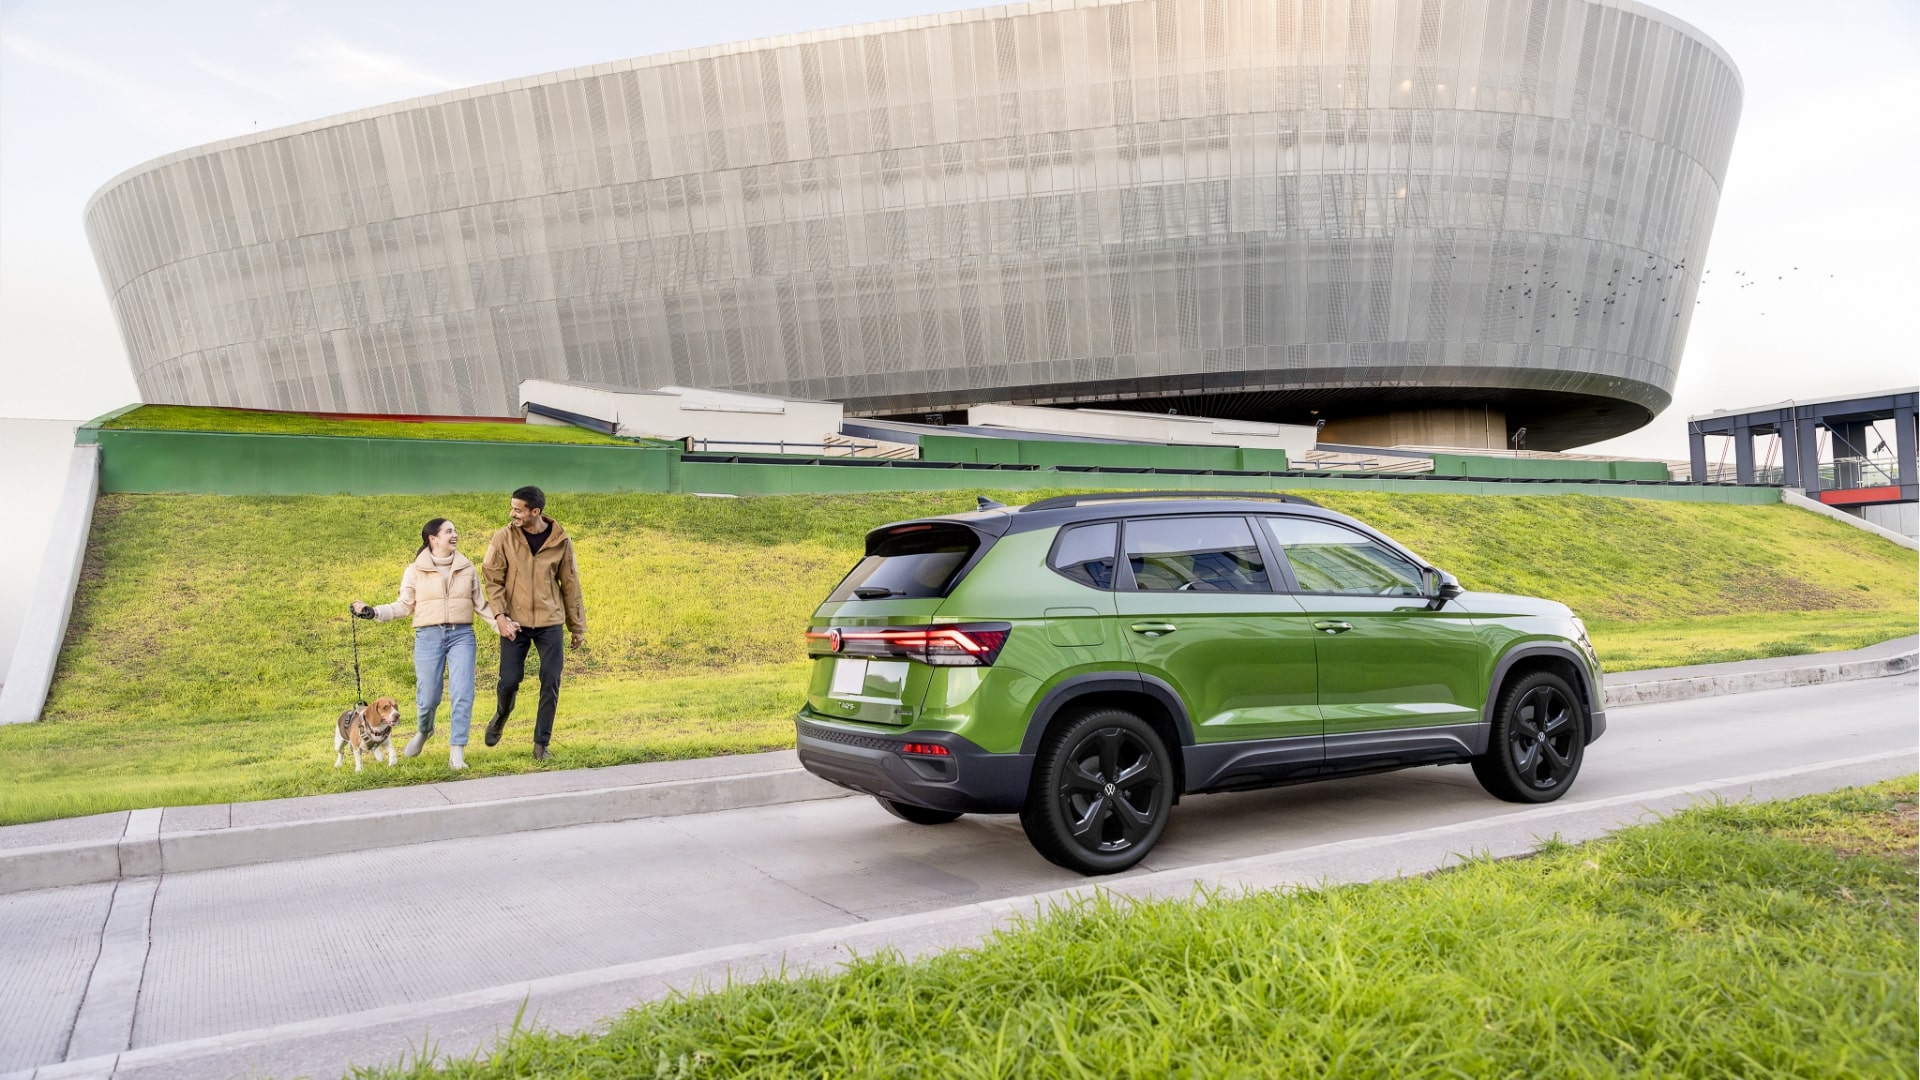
[796,492,1605,875]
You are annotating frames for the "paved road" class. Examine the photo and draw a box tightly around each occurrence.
[3,675,1915,1079]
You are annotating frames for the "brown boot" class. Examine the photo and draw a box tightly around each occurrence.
[532,743,551,762]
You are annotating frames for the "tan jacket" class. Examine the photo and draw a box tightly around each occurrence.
[482,517,586,634]
[374,550,496,628]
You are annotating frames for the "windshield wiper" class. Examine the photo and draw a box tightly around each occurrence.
[853,586,900,600]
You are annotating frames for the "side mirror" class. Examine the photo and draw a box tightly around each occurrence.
[1426,569,1464,610]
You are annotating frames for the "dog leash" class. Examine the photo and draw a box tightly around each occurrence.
[350,608,367,708]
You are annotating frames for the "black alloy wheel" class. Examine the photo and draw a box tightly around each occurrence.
[1472,670,1586,803]
[1021,707,1174,875]
[875,796,963,825]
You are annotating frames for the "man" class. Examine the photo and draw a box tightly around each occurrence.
[481,486,586,760]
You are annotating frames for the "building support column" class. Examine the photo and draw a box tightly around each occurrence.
[1689,429,1710,484]
[1733,422,1755,485]
[1896,406,1917,499]
[1798,415,1824,495]
[1831,420,1871,488]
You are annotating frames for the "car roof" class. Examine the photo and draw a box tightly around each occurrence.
[865,492,1369,544]
[999,493,1354,536]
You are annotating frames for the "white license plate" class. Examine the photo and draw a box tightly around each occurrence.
[829,658,869,696]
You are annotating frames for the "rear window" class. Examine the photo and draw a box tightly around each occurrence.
[827,523,982,602]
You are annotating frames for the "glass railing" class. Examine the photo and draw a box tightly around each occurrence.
[1827,456,1904,489]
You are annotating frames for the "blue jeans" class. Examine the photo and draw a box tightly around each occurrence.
[413,623,477,746]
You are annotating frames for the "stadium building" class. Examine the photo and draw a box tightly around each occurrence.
[85,0,1740,450]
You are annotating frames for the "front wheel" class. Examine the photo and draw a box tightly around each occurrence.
[875,796,962,825]
[1020,708,1174,875]
[1472,670,1586,803]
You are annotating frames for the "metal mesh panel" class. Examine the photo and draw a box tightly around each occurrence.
[87,0,1738,445]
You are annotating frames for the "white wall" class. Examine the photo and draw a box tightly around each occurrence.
[0,419,79,678]
[1862,501,1919,540]
[967,403,1317,454]
[519,380,842,447]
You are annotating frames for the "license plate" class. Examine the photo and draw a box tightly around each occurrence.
[829,658,869,696]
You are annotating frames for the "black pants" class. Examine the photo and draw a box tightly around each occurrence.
[494,624,565,746]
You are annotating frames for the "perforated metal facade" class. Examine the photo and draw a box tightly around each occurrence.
[86,0,1739,448]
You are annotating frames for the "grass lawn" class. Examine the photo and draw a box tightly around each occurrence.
[358,777,1920,1078]
[2,489,1912,825]
[97,404,648,446]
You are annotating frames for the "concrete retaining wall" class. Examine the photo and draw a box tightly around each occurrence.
[0,444,100,725]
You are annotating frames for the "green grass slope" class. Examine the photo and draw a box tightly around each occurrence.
[99,404,643,445]
[2,489,1912,824]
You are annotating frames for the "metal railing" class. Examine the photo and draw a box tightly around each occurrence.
[687,437,918,460]
[1828,455,1903,489]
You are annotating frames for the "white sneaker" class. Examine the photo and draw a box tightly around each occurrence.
[448,745,467,770]
[403,731,430,757]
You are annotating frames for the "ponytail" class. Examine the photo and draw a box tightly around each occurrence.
[417,517,450,556]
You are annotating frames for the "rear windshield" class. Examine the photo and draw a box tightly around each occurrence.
[827,523,982,602]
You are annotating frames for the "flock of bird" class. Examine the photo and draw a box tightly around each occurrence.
[1476,254,1833,332]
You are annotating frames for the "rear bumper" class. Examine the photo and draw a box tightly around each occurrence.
[795,714,1033,814]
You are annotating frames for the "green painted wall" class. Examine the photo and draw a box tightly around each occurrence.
[1428,453,1670,481]
[918,433,1288,473]
[78,428,675,495]
[913,434,1664,482]
[77,426,1765,503]
[679,459,1775,503]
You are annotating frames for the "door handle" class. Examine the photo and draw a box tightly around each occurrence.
[1313,621,1353,634]
[1129,622,1178,636]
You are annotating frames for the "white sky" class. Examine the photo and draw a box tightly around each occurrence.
[1,0,1914,458]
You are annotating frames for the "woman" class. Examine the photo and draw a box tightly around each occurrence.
[351,518,497,769]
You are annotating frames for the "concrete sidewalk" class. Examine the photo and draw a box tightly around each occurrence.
[1,636,1911,895]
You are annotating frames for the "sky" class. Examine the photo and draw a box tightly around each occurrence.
[1,0,1915,459]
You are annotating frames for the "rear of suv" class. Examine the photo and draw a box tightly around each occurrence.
[796,492,1606,875]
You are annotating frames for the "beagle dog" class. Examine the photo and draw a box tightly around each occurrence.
[334,697,400,771]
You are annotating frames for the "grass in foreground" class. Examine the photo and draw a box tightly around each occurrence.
[361,777,1920,1079]
[98,404,647,446]
[3,489,1912,825]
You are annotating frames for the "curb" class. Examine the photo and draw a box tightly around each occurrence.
[1602,647,1915,708]
[0,768,842,896]
[2,644,1913,896]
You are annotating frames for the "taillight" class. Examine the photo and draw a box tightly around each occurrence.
[804,623,1012,666]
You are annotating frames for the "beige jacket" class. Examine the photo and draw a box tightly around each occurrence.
[373,550,496,628]
[482,517,586,634]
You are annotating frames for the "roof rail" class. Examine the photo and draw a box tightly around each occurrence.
[1018,490,1323,512]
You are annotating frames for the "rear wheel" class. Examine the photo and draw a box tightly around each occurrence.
[1020,708,1174,875]
[1472,670,1586,803]
[874,796,962,825]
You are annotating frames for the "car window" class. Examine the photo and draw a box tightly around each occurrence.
[1262,517,1425,596]
[1050,522,1118,589]
[828,524,980,601]
[1122,516,1269,593]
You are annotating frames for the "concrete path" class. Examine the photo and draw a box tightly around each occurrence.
[1,662,1913,1080]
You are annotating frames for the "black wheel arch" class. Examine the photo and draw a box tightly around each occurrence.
[1483,644,1602,747]
[1019,673,1192,796]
